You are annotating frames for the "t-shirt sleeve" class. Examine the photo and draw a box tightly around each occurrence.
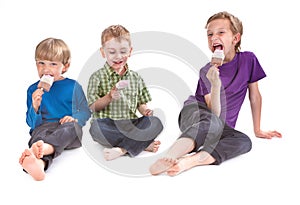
[195,64,210,104]
[248,52,267,83]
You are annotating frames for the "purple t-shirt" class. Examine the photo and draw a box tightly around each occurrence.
[187,51,266,128]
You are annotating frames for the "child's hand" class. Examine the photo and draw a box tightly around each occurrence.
[109,87,121,101]
[59,116,78,124]
[255,129,282,139]
[206,65,221,87]
[32,88,44,112]
[138,104,153,116]
[143,109,153,116]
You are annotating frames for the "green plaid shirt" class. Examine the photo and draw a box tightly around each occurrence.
[87,62,152,120]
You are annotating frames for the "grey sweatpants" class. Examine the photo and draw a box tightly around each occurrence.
[178,102,252,165]
[28,121,83,170]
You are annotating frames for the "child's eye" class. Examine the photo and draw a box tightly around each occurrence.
[207,33,213,37]
[50,63,58,66]
[38,61,45,65]
[109,52,116,54]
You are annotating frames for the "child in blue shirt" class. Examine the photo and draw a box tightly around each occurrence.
[19,38,91,180]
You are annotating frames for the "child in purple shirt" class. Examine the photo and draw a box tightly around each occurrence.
[196,51,266,128]
[149,11,282,176]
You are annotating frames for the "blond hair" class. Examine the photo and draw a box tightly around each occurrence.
[205,11,243,52]
[101,25,131,46]
[35,37,71,67]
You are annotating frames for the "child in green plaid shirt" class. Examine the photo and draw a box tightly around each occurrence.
[87,25,163,160]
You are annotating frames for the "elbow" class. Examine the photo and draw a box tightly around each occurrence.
[249,93,262,106]
[89,103,97,112]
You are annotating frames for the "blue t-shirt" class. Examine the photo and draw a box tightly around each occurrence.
[26,78,91,133]
[186,51,266,128]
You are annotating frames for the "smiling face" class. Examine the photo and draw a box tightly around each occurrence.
[206,18,241,63]
[101,37,132,72]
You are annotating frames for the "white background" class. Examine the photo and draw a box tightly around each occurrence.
[1,0,299,204]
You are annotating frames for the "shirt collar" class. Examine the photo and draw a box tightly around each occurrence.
[104,62,129,77]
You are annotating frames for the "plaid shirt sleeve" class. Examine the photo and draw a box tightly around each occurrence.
[137,75,152,105]
[87,71,100,106]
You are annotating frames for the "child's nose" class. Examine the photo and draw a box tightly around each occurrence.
[211,35,218,42]
[115,52,122,59]
[42,64,50,72]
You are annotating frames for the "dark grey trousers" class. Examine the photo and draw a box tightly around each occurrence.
[89,116,163,157]
[178,102,252,165]
[28,121,83,170]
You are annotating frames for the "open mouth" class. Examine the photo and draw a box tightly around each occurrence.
[42,74,53,78]
[113,60,123,65]
[213,44,223,51]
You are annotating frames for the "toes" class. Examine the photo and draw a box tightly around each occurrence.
[19,149,33,165]
[146,140,161,153]
[32,140,44,158]
[24,149,32,155]
[154,140,161,145]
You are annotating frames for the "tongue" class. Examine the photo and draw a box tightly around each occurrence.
[215,45,222,50]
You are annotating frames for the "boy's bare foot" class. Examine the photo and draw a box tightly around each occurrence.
[103,147,127,161]
[31,140,44,158]
[166,156,193,176]
[167,151,216,176]
[145,140,161,153]
[149,157,177,175]
[19,149,45,181]
[19,149,29,165]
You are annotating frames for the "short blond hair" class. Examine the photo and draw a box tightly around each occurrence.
[101,25,131,47]
[35,37,71,66]
[205,11,243,52]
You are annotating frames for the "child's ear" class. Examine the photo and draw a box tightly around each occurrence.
[62,63,70,73]
[128,47,133,57]
[100,47,105,58]
[233,33,241,44]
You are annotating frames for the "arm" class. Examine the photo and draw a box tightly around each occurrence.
[67,82,91,126]
[26,87,43,130]
[89,92,112,112]
[248,82,282,139]
[205,65,221,116]
[89,87,120,112]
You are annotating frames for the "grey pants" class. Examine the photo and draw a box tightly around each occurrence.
[89,116,163,157]
[28,121,83,170]
[178,102,252,164]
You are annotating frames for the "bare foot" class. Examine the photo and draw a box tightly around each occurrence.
[149,157,177,175]
[166,156,194,176]
[167,151,215,176]
[19,149,45,181]
[19,149,29,165]
[145,140,161,153]
[103,147,127,161]
[31,140,44,158]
